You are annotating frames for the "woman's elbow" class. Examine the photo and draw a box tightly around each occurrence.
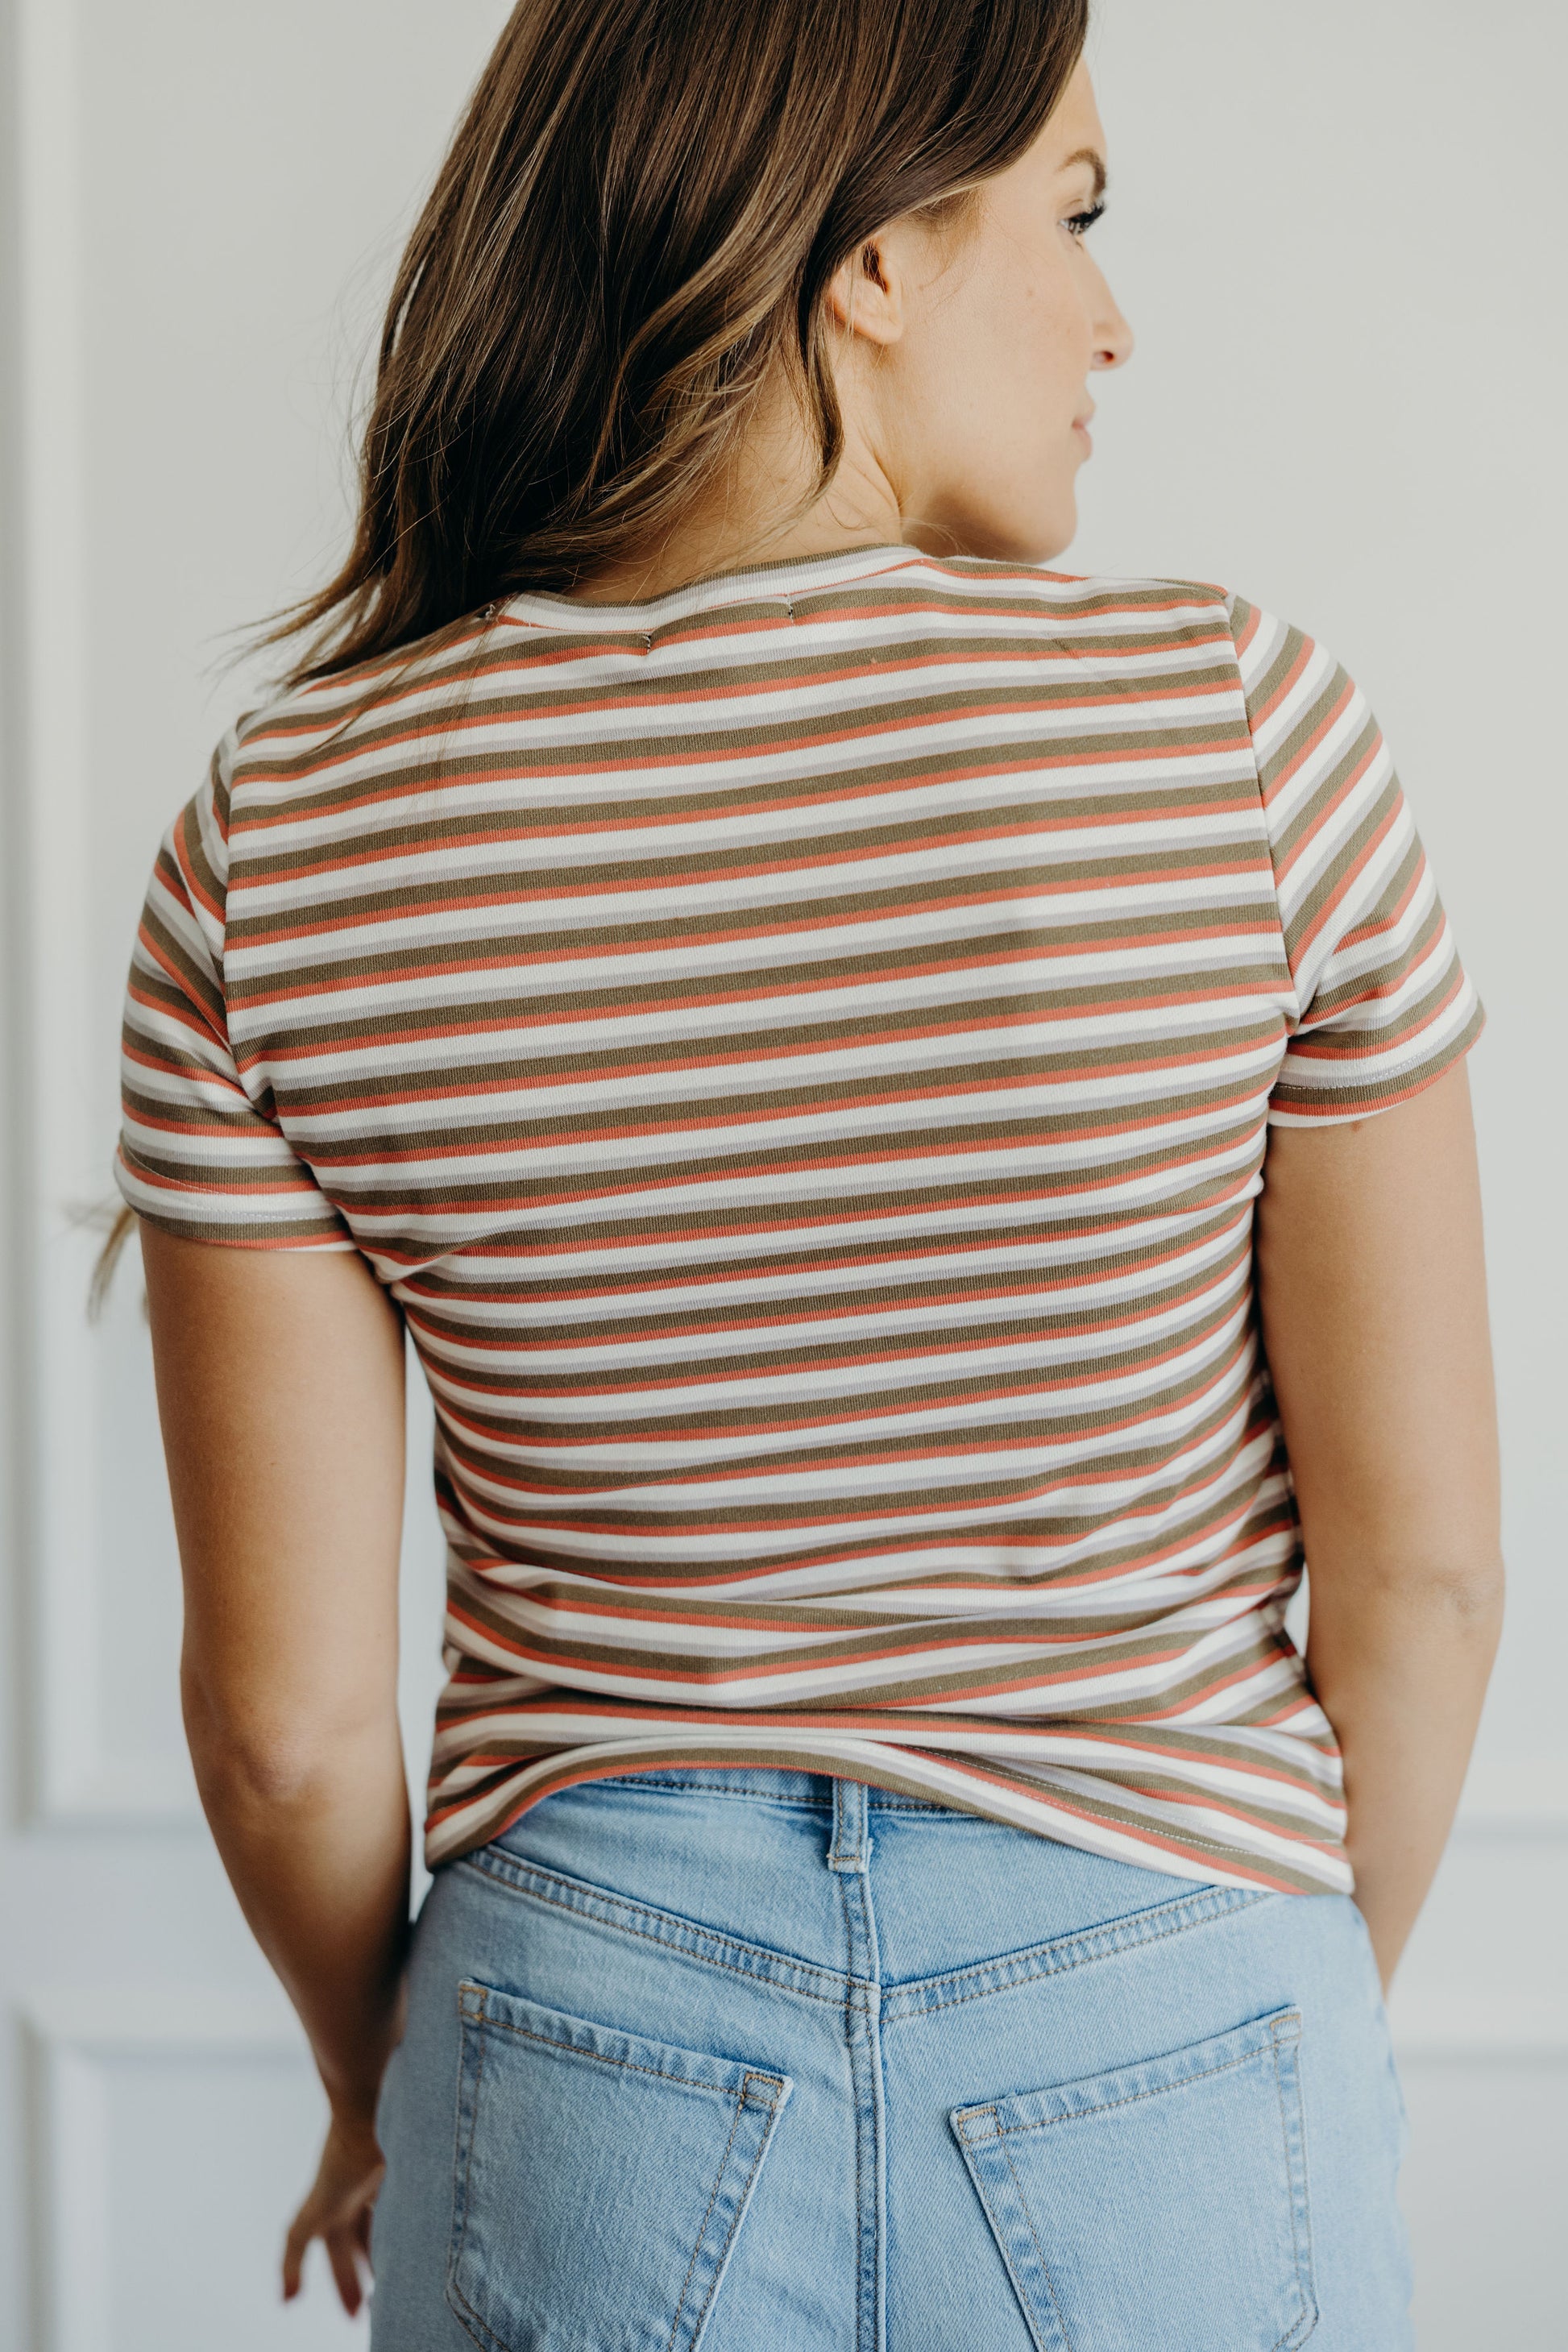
[180,1659,396,1811]
[1315,1546,1506,1633]
[1416,1553,1506,1628]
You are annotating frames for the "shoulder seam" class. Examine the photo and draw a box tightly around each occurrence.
[1223,596,1299,1011]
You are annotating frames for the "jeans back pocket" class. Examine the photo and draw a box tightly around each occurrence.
[447,1980,792,2352]
[951,2006,1316,2352]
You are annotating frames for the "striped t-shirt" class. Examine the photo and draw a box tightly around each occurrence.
[118,545,1482,1895]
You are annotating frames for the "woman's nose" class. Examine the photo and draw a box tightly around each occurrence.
[1092,271,1135,372]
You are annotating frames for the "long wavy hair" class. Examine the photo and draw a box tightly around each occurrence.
[97,0,1089,1300]
[275,0,1089,683]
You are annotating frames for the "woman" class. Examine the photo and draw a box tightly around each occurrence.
[116,0,1502,2342]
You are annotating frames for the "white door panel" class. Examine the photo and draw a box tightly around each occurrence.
[0,4,503,2344]
[23,1992,364,2352]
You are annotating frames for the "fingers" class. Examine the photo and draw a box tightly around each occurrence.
[284,2215,367,2317]
[280,2128,384,2308]
[326,2229,366,2317]
[281,2212,309,2303]
[282,2188,380,2308]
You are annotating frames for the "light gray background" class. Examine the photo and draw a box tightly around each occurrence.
[0,1,1561,2344]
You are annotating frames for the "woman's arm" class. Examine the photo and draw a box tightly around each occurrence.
[139,1222,410,2313]
[1255,1060,1504,1989]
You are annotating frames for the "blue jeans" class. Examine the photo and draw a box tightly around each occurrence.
[370,1769,1411,2350]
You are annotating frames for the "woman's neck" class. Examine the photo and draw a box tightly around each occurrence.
[566,386,910,606]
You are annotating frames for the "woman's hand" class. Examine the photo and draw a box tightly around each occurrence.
[283,2106,387,2315]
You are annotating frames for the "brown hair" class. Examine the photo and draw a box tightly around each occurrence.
[280,0,1089,682]
[97,0,1087,1302]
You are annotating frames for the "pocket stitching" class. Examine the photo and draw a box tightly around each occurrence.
[448,1999,499,2352]
[954,2012,1315,2352]
[688,2090,786,2345]
[446,1989,790,2352]
[448,2274,502,2352]
[1267,2025,1316,2350]
[662,2086,765,2352]
[466,2002,784,2103]
[890,1888,1272,2028]
[665,2092,745,2352]
[999,2129,1078,2352]
[973,2038,1279,2140]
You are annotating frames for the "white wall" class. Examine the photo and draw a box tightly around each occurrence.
[0,2,1561,2346]
[0,5,508,2346]
[1076,5,1568,2342]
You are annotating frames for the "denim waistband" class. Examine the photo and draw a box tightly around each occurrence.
[585,1765,960,1815]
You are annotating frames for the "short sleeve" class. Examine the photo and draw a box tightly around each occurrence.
[1228,594,1484,1125]
[115,741,355,1248]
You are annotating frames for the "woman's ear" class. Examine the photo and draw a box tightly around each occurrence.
[824,234,906,346]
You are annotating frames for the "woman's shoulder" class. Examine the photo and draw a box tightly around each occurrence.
[891,550,1271,666]
[922,550,1222,590]
[909,549,1237,617]
[209,558,1313,835]
[915,558,1340,719]
[871,554,1308,710]
[225,609,496,786]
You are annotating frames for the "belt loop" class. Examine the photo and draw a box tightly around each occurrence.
[828,1775,872,1873]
